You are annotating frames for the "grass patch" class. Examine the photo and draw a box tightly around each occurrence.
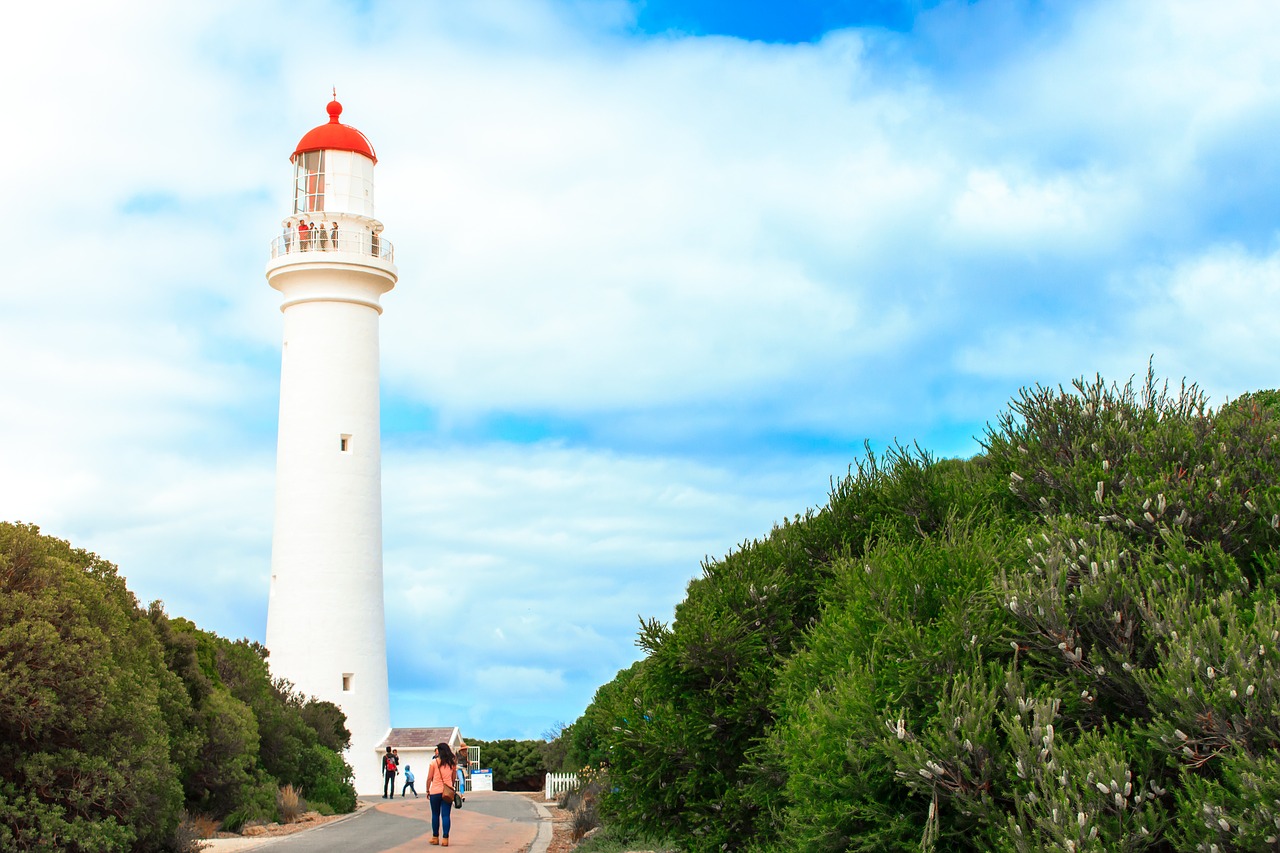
[183,812,220,839]
[277,784,307,824]
[172,811,212,852]
[572,825,680,853]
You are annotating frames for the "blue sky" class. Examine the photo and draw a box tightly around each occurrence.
[633,0,939,39]
[3,0,1280,741]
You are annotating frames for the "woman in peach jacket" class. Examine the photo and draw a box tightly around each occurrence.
[427,742,458,846]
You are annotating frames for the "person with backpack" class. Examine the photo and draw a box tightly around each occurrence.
[427,742,458,846]
[382,746,398,798]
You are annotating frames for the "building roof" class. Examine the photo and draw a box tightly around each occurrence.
[379,727,464,749]
[292,99,377,164]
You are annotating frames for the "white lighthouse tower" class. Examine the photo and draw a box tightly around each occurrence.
[264,97,396,796]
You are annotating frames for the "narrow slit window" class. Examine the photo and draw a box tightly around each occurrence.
[340,434,352,453]
[342,673,353,692]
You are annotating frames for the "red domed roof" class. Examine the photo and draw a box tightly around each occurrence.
[292,99,377,163]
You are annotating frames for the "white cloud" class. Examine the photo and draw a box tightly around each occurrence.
[474,665,567,698]
[945,167,1131,252]
[378,440,838,734]
[954,239,1280,405]
[1127,243,1280,394]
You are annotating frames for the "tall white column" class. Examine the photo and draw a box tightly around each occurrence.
[264,99,397,796]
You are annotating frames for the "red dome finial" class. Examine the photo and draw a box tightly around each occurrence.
[293,93,377,163]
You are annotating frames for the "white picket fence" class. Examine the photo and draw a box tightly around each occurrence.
[544,771,579,801]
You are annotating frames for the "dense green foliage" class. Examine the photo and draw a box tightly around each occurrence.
[571,373,1280,851]
[0,524,186,852]
[0,523,357,852]
[469,738,560,790]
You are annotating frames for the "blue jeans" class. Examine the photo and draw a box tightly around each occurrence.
[430,793,452,838]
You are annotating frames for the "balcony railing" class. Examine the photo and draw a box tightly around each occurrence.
[270,230,395,263]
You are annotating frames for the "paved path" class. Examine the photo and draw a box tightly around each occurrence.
[205,792,548,853]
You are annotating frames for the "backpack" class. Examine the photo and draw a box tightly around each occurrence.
[385,755,397,772]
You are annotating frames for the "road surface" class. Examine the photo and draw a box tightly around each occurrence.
[211,791,546,853]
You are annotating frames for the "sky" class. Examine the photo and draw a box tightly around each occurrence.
[3,0,1280,741]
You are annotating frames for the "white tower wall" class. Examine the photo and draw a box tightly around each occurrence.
[265,101,397,797]
[266,266,393,795]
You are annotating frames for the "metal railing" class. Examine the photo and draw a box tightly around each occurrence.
[270,230,395,263]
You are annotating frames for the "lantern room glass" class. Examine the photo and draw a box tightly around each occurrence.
[293,151,325,214]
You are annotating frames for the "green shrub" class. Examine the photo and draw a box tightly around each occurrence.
[219,775,277,834]
[0,524,359,847]
[764,521,1021,851]
[984,370,1280,580]
[571,373,1280,852]
[150,610,357,818]
[0,523,186,852]
[562,772,609,841]
[565,663,644,772]
[572,823,681,853]
[296,744,356,814]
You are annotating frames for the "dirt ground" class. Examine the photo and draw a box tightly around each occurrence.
[509,791,671,853]
[199,806,354,851]
[510,792,577,853]
[224,809,346,838]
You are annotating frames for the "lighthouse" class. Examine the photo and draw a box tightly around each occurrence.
[264,97,396,796]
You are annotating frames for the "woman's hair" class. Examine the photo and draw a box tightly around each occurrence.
[437,742,456,768]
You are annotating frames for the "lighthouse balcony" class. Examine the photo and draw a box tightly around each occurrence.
[270,232,395,263]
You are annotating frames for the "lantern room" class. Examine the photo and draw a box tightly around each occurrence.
[270,97,394,264]
[291,98,377,218]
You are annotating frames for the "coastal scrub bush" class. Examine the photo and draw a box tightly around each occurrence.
[0,523,185,852]
[218,776,277,834]
[984,370,1280,577]
[597,448,1016,850]
[564,662,644,772]
[295,743,357,813]
[151,612,357,816]
[0,523,357,849]
[574,372,1280,852]
[764,520,1023,851]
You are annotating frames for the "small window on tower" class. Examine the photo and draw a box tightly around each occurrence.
[340,434,352,453]
[342,673,353,692]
